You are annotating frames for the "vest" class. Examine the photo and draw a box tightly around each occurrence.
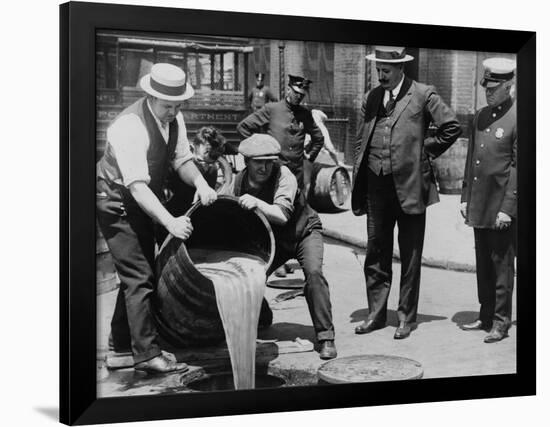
[96,97,179,214]
[367,113,393,175]
[233,163,321,244]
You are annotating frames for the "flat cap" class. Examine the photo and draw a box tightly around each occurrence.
[481,57,516,88]
[238,134,281,159]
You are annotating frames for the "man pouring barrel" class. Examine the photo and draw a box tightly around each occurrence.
[96,63,217,374]
[225,134,337,360]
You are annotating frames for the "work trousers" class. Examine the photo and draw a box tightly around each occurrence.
[363,169,426,325]
[474,225,516,329]
[97,199,162,364]
[264,229,335,342]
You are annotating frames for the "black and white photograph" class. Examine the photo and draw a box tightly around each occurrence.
[95,29,520,397]
[66,1,536,423]
[4,0,547,426]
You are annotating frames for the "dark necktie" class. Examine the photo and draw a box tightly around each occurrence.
[385,90,395,114]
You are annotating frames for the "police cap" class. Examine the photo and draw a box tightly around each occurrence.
[481,57,516,88]
[288,74,312,94]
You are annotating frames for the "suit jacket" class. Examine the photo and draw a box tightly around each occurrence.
[351,77,462,215]
[460,98,517,228]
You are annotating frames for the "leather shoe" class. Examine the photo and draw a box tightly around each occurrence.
[460,319,491,331]
[484,327,508,343]
[134,353,189,374]
[355,320,384,335]
[394,323,412,340]
[319,340,337,360]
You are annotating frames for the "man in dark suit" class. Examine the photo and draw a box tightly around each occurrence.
[351,46,462,339]
[459,57,517,343]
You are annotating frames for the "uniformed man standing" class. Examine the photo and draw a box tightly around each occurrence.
[238,74,324,191]
[96,63,217,373]
[460,57,517,343]
[248,72,277,112]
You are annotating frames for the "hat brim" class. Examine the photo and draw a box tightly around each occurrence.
[140,75,195,101]
[481,79,504,88]
[290,85,307,95]
[365,53,415,63]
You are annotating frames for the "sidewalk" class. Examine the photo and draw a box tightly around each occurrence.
[315,153,476,272]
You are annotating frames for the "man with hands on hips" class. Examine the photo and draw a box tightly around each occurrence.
[459,57,517,343]
[96,63,217,374]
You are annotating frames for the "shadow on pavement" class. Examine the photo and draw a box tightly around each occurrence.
[257,321,316,343]
[350,308,446,327]
[451,311,479,326]
[452,312,518,328]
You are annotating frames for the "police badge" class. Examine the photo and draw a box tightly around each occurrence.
[495,128,504,139]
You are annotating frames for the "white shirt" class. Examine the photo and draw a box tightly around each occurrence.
[383,74,405,106]
[106,101,194,187]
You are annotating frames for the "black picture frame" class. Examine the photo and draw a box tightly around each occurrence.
[60,1,536,424]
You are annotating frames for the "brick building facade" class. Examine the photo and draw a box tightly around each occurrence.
[248,40,516,165]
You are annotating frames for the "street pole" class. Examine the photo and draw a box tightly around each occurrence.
[278,40,285,99]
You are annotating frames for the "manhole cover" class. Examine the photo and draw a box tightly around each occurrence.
[317,354,423,384]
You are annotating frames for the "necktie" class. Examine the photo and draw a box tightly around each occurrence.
[385,90,395,114]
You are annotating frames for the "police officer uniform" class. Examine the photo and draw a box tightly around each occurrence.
[237,75,324,189]
[460,57,517,343]
[248,72,277,111]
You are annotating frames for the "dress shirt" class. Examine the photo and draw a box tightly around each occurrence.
[106,102,193,187]
[383,74,405,106]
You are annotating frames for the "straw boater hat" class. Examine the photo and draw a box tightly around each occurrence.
[480,57,516,88]
[239,134,281,160]
[140,63,194,101]
[366,46,414,63]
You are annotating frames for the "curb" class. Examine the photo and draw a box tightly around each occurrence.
[322,227,476,273]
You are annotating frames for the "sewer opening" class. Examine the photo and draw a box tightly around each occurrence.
[187,373,285,391]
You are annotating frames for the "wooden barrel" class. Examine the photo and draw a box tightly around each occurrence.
[308,163,351,212]
[432,137,469,195]
[153,196,275,348]
[96,228,119,295]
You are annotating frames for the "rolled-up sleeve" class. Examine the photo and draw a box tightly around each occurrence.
[107,114,151,187]
[273,166,297,220]
[172,113,194,171]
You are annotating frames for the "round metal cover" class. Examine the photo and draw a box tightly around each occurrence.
[317,354,423,384]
